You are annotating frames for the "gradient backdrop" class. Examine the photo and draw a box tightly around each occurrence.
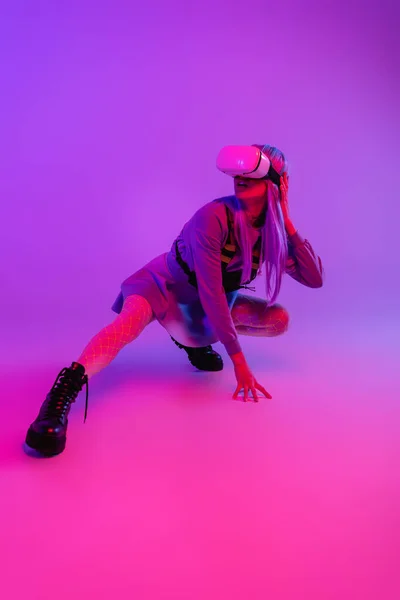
[0,1,399,599]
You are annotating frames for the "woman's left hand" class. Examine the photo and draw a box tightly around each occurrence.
[280,172,297,236]
[279,172,290,224]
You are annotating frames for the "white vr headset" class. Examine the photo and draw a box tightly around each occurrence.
[216,145,281,187]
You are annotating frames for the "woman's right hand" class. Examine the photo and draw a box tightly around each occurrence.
[231,353,272,402]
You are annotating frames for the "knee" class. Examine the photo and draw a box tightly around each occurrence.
[267,304,290,336]
[122,294,154,321]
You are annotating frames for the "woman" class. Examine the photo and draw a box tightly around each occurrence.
[25,144,324,457]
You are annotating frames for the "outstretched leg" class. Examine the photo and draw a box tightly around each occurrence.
[231,294,289,337]
[77,294,155,378]
[26,294,154,456]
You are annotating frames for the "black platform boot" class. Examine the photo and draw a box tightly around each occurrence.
[171,337,223,371]
[25,362,89,457]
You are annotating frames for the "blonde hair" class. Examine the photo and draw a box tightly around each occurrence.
[233,144,289,304]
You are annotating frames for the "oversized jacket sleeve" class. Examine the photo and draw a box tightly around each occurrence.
[188,205,242,356]
[285,231,324,288]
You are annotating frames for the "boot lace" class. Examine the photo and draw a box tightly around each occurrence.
[43,368,89,423]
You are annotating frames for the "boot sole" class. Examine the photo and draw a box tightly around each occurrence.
[189,361,224,371]
[25,427,66,457]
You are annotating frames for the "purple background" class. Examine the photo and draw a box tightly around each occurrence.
[1,1,399,599]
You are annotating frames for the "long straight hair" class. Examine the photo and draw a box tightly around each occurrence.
[229,144,289,305]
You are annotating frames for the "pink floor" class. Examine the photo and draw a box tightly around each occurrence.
[1,314,399,600]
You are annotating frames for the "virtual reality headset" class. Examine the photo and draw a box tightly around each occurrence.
[216,145,281,187]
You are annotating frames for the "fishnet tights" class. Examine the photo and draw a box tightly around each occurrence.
[231,294,289,337]
[77,295,154,378]
[77,293,289,379]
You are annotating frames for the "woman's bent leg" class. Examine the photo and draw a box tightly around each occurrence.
[231,294,289,337]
